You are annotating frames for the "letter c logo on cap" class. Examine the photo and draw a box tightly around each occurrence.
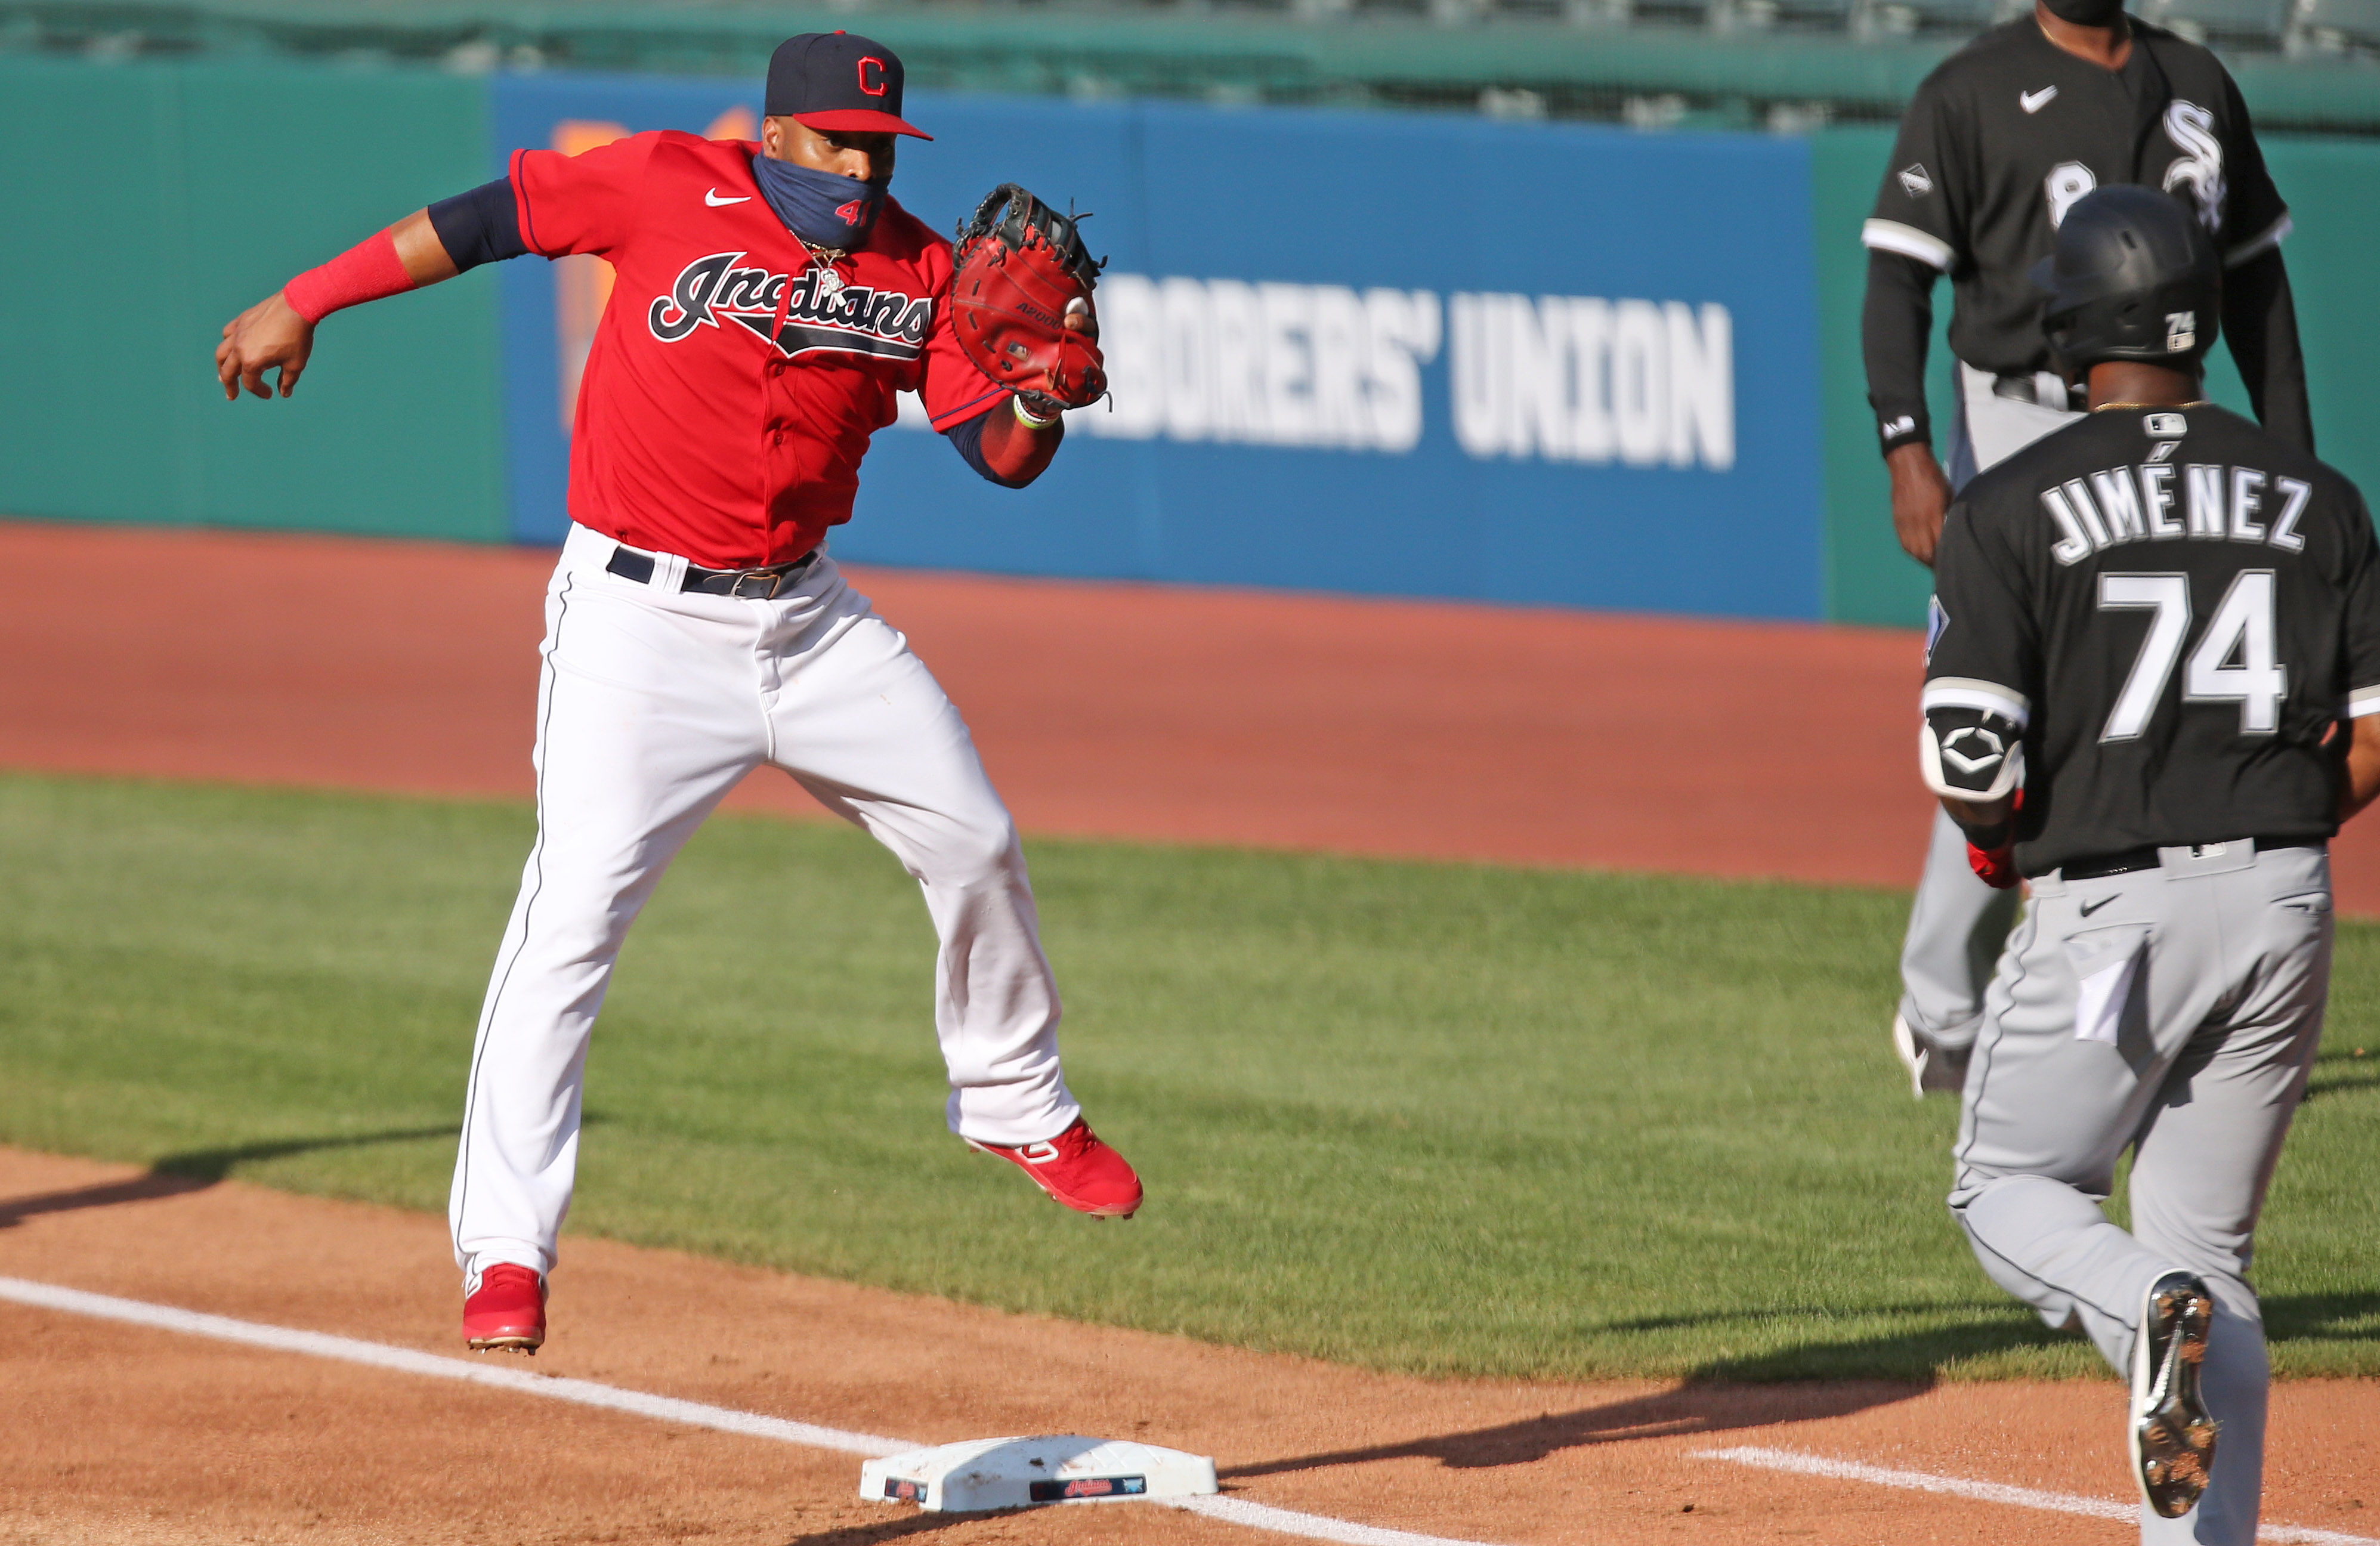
[857,56,888,96]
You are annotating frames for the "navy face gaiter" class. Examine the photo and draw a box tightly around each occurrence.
[752,154,886,251]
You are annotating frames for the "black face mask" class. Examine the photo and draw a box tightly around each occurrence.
[2041,0,2126,26]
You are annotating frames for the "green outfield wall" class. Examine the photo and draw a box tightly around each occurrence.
[0,55,508,542]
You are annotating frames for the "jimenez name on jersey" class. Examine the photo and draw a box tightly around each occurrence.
[2036,440,2314,566]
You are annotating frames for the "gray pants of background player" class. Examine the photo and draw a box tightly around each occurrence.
[1899,366,2083,1045]
[1953,840,2330,1546]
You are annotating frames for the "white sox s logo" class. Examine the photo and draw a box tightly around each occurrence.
[2041,103,2226,233]
[649,251,934,360]
[2161,101,2227,233]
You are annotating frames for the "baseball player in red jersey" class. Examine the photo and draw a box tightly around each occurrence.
[215,33,1140,1355]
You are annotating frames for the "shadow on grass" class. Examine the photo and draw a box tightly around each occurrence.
[0,1125,455,1228]
[2304,1055,2380,1101]
[2265,1293,2380,1344]
[1618,1301,2069,1383]
[1622,1293,2380,1375]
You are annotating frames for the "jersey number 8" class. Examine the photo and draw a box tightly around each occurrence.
[2098,571,2285,741]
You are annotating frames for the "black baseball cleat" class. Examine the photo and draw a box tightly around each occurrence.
[2131,1271,2218,1519]
[1891,1015,1973,1100]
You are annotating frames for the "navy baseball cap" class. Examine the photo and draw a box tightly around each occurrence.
[765,32,931,140]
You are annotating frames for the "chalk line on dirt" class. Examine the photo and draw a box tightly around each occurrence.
[1699,1445,2380,1546]
[15,1273,2366,1546]
[0,1275,1498,1546]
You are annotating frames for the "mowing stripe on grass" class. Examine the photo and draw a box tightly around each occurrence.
[0,1275,1499,1546]
[1698,1445,2380,1546]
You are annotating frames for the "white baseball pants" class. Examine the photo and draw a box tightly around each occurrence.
[450,523,1079,1279]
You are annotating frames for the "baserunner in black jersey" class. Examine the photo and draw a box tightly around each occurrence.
[1862,0,2314,1101]
[1924,185,2380,1545]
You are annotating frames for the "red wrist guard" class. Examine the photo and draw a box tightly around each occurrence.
[1960,788,2023,889]
[282,229,416,324]
[1967,840,2020,889]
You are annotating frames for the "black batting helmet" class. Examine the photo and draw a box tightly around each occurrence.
[2029,185,2221,372]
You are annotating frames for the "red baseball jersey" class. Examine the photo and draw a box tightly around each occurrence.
[509,131,1006,568]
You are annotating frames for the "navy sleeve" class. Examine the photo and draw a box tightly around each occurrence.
[944,407,1036,489]
[426,178,529,273]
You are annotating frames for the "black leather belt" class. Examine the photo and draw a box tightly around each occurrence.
[606,544,820,600]
[2060,836,2325,881]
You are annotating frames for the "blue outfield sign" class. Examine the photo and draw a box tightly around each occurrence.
[491,76,1826,619]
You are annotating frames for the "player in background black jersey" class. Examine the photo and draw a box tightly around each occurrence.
[1924,185,2380,1544]
[1861,0,2313,1099]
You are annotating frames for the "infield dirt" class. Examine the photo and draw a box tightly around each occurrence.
[5,1147,2378,1546]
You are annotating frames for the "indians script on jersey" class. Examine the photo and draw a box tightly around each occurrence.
[648,251,934,360]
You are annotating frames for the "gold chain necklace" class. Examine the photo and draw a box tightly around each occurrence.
[2091,400,2209,413]
[797,237,850,300]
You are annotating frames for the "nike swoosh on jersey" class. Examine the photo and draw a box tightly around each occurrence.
[2079,893,2117,916]
[2021,86,2058,114]
[704,188,751,206]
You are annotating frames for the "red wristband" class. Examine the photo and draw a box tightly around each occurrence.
[1967,840,2020,890]
[282,228,416,324]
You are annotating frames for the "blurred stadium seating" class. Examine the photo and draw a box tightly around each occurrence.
[0,0,2371,129]
[2291,0,2380,52]
[2136,0,2286,46]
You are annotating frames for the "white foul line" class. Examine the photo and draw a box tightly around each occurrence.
[0,1275,1500,1546]
[0,1273,910,1455]
[1165,1495,1501,1546]
[1699,1445,2380,1546]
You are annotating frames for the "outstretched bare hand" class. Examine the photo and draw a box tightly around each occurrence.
[217,292,315,401]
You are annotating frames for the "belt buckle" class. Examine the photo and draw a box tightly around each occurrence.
[729,568,781,601]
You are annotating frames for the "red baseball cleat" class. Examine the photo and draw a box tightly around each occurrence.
[968,1118,1142,1217]
[463,1263,546,1354]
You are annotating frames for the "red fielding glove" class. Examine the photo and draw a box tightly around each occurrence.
[1963,789,2024,891]
[282,228,417,324]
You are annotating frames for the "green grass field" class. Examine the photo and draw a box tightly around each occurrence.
[1,772,2374,1383]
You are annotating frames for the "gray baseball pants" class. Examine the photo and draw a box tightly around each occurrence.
[1951,840,2331,1546]
[1899,366,2082,1046]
